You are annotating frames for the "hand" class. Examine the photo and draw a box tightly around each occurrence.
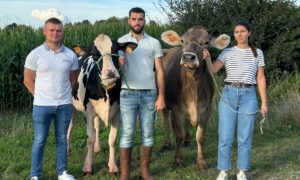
[260,103,268,117]
[155,96,165,112]
[203,49,211,61]
[118,56,125,67]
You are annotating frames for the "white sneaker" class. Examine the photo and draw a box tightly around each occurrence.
[237,171,247,180]
[31,177,39,180]
[58,171,76,180]
[216,171,228,180]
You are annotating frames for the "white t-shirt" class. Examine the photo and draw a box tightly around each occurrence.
[217,46,265,84]
[24,43,79,106]
[118,32,163,89]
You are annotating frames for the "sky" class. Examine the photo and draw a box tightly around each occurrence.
[0,0,168,28]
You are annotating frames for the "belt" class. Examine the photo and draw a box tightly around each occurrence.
[224,82,255,88]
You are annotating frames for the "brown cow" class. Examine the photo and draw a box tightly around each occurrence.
[160,26,230,169]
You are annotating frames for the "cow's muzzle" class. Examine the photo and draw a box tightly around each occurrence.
[181,52,200,68]
[101,69,120,91]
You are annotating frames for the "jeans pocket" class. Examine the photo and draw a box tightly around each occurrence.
[120,89,129,97]
[146,89,157,99]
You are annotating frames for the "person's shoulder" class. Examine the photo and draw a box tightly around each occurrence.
[256,48,263,54]
[221,46,235,53]
[63,46,75,54]
[145,33,159,41]
[118,33,130,42]
[64,46,78,58]
[28,44,44,56]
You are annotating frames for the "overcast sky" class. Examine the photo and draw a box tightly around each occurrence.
[0,0,168,28]
[1,0,299,28]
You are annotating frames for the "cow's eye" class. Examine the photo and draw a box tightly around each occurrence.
[181,39,184,44]
[205,41,209,45]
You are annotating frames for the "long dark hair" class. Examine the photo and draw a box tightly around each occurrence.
[234,20,257,58]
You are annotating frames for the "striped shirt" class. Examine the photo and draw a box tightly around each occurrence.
[217,46,265,84]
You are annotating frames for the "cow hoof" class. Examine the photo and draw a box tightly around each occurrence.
[197,161,207,170]
[82,167,93,176]
[82,171,93,176]
[174,158,183,167]
[108,171,118,176]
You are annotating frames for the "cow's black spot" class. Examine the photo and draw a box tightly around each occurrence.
[72,82,79,100]
[83,74,88,88]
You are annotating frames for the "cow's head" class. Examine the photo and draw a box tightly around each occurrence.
[73,34,137,91]
[161,26,230,69]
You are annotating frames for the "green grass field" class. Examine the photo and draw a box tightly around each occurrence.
[1,82,299,180]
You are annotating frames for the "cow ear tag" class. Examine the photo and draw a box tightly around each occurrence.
[72,45,86,57]
[125,42,138,54]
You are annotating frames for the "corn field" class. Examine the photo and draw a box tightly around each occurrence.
[0,22,169,112]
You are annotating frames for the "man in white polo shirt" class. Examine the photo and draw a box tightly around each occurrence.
[118,7,165,180]
[23,17,78,180]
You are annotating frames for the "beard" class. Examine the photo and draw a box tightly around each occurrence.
[130,25,144,34]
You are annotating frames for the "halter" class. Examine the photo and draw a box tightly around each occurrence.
[182,41,207,79]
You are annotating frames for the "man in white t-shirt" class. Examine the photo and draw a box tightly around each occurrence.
[118,7,165,180]
[23,17,78,180]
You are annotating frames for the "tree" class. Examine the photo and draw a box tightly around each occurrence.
[157,0,300,79]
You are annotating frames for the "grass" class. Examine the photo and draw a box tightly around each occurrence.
[0,103,300,180]
[0,71,299,179]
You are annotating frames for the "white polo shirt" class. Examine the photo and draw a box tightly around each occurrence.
[118,32,163,90]
[25,43,79,106]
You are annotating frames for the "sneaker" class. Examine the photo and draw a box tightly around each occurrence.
[216,171,228,180]
[237,171,247,180]
[30,177,39,180]
[58,171,76,180]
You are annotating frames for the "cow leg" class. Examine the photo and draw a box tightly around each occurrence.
[196,108,210,170]
[161,109,172,151]
[67,118,73,154]
[183,120,192,147]
[93,116,100,154]
[83,108,96,175]
[171,108,184,166]
[107,109,119,175]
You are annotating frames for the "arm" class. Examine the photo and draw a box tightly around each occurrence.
[23,68,36,96]
[203,49,224,74]
[70,70,79,88]
[257,67,268,117]
[154,57,166,112]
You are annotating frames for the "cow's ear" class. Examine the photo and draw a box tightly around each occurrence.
[210,34,231,50]
[118,42,138,54]
[161,30,182,46]
[72,45,86,57]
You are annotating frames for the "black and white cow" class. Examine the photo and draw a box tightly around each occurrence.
[68,34,137,175]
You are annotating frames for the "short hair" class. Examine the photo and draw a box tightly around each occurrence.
[45,17,62,26]
[129,7,145,17]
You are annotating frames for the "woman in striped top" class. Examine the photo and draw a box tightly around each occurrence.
[203,20,268,180]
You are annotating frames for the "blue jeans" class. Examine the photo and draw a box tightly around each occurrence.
[30,104,72,178]
[119,89,157,148]
[217,85,258,171]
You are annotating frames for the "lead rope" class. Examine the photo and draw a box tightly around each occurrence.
[115,55,157,122]
[205,58,266,134]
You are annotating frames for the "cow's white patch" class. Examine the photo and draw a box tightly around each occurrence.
[90,95,110,127]
[94,34,120,87]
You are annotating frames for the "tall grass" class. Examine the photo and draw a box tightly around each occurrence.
[0,22,168,112]
[267,73,300,127]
